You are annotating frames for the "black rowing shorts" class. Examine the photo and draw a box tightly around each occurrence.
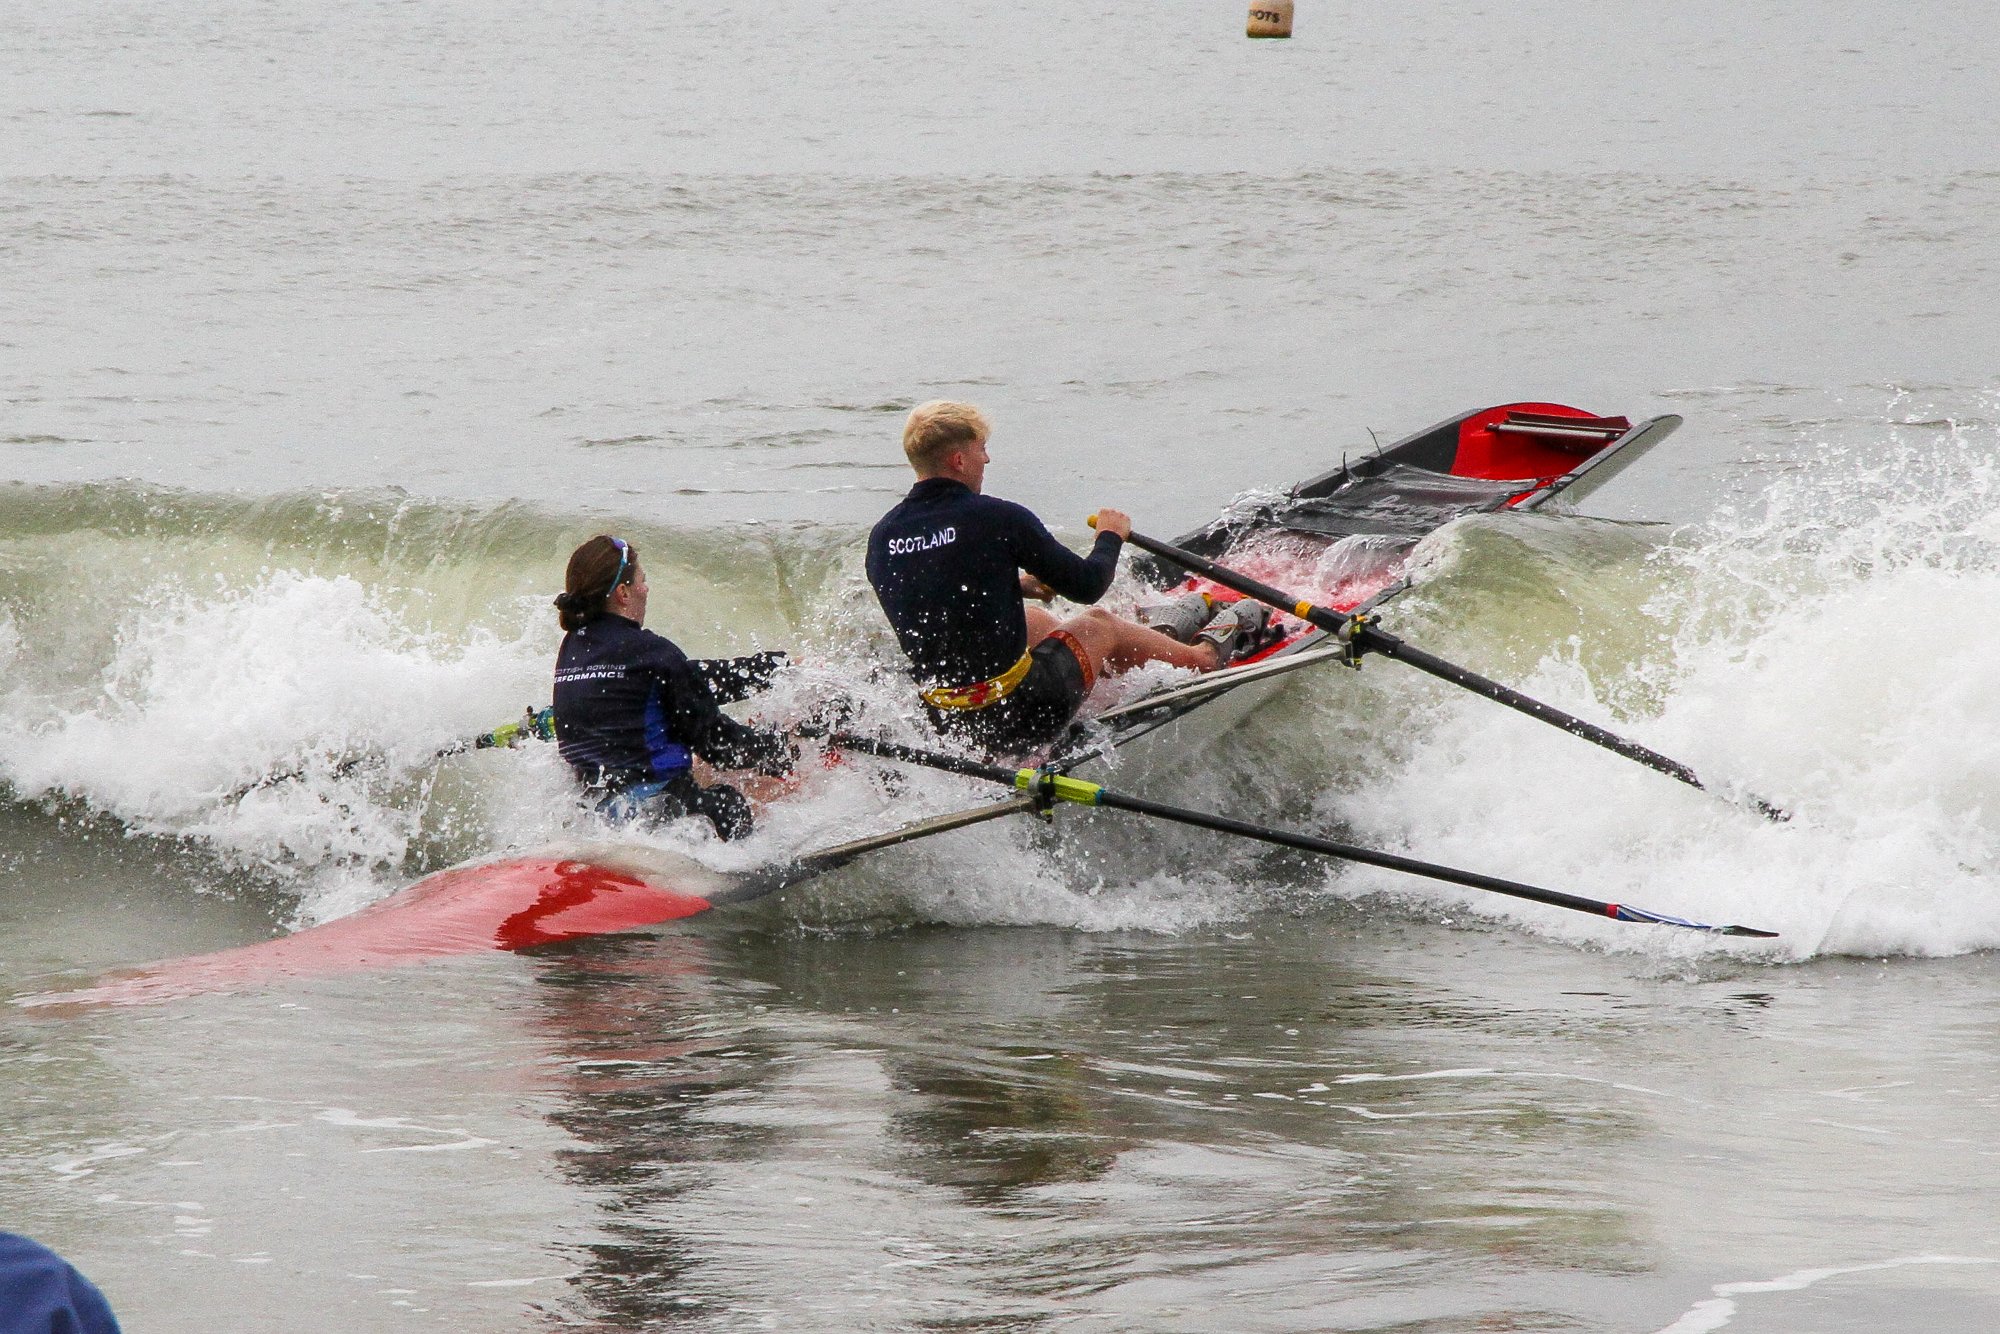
[928,632,1092,758]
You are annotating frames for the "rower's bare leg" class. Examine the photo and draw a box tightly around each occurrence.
[1053,606,1222,676]
[692,756,800,807]
[1024,605,1061,646]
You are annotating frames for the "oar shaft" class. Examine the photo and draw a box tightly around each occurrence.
[1095,788,1625,922]
[806,728,1013,785]
[822,731,1776,938]
[1113,525,1788,823]
[1350,623,1702,787]
[1110,787,1771,936]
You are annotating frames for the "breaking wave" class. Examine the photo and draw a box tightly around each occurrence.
[4,428,2000,962]
[1331,417,2000,962]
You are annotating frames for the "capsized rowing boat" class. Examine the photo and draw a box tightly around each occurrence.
[18,855,728,1009]
[20,402,1679,1006]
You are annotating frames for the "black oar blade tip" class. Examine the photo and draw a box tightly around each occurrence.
[1718,924,1780,939]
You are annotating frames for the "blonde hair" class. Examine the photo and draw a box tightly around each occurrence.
[902,400,989,474]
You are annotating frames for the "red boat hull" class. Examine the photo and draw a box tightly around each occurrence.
[20,856,718,1010]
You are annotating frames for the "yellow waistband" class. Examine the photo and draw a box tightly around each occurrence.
[919,651,1034,711]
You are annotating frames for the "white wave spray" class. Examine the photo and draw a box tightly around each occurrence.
[1328,419,2000,961]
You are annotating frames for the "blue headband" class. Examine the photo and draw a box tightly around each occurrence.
[605,537,630,599]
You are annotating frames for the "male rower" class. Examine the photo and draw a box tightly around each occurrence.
[866,400,1265,754]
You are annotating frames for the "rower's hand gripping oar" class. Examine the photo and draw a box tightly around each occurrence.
[811,728,1777,939]
[1094,518,1790,824]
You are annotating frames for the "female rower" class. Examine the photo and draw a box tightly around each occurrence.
[551,535,797,840]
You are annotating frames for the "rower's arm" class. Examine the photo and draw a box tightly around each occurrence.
[1007,500,1123,604]
[662,655,797,777]
[694,651,788,704]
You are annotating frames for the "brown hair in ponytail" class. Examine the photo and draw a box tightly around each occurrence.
[554,535,637,632]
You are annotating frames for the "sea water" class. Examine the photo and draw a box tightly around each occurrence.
[6,2,2000,1329]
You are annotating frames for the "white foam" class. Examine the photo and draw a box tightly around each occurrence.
[0,570,548,887]
[1325,425,2000,961]
[10,424,2000,954]
[1654,1255,1999,1334]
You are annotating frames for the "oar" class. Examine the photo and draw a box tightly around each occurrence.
[223,708,552,804]
[722,794,1042,903]
[1098,520,1789,824]
[818,730,1777,939]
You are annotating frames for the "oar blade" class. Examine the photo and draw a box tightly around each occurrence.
[1608,902,1778,938]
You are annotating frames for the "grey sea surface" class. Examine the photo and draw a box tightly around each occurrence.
[6,2,2000,1330]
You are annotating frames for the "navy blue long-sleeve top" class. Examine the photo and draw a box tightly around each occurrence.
[865,478,1124,687]
[552,615,791,783]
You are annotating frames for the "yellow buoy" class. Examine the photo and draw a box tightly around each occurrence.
[1247,0,1293,38]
